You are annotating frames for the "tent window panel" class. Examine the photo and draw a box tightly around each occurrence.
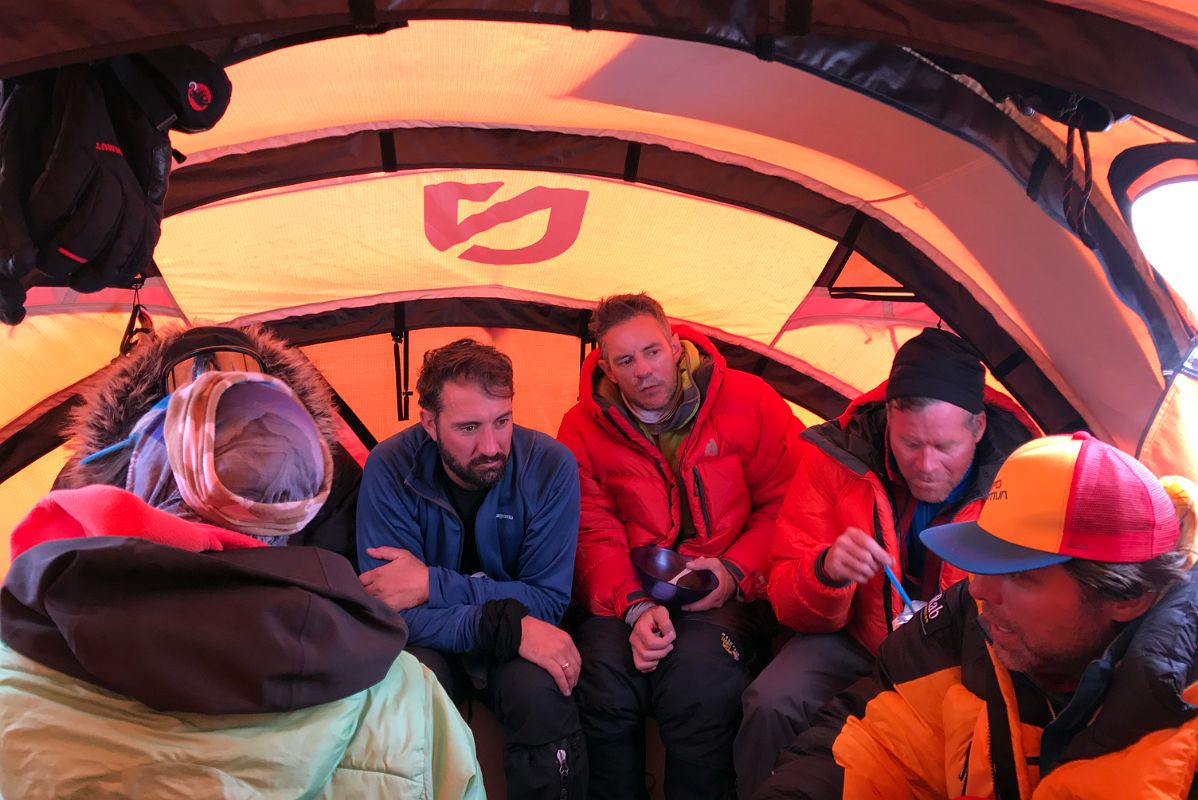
[829,252,916,301]
[0,445,69,581]
[304,327,581,444]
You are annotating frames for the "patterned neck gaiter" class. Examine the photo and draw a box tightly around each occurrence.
[125,371,332,539]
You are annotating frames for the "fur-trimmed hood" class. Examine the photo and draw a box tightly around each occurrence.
[62,323,337,489]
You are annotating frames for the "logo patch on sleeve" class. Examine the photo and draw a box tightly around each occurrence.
[919,592,951,637]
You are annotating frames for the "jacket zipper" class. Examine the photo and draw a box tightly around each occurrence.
[405,477,467,570]
[988,724,1000,799]
[556,746,569,799]
[959,744,971,794]
[692,466,713,538]
[872,507,893,626]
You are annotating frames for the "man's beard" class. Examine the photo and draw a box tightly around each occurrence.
[439,444,508,489]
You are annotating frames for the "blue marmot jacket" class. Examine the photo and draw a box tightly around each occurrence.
[357,424,580,653]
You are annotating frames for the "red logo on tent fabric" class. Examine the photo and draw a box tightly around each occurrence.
[424,181,589,265]
[187,81,212,112]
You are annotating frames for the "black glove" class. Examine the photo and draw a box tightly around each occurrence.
[25,66,167,293]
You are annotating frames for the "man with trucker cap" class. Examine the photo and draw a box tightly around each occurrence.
[755,432,1198,799]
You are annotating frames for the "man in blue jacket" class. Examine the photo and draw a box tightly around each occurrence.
[357,338,586,800]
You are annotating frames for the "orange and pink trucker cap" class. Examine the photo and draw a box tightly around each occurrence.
[921,432,1179,574]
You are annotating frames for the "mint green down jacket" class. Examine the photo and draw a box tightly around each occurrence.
[0,643,484,800]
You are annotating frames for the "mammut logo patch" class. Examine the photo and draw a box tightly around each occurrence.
[987,478,1008,502]
[187,80,212,111]
[495,513,514,521]
[720,632,740,662]
[424,181,589,265]
[919,592,951,637]
[95,142,123,155]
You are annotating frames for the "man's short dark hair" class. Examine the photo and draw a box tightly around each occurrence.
[591,293,671,343]
[1064,549,1191,602]
[416,338,514,414]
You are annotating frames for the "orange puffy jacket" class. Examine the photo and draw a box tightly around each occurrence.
[558,326,802,618]
[768,382,1039,654]
[771,577,1198,799]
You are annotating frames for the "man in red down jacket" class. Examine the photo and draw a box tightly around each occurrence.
[557,293,802,800]
[734,328,1040,799]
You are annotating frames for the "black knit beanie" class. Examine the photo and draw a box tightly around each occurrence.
[886,328,985,413]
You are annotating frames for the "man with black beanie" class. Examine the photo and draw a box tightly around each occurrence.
[734,328,1041,799]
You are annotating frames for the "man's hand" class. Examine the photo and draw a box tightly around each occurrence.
[518,616,582,696]
[359,547,430,611]
[629,605,675,673]
[823,526,893,584]
[680,556,738,612]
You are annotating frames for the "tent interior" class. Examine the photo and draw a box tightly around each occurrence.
[2,1,1197,578]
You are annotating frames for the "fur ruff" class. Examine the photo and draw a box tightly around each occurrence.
[62,324,337,489]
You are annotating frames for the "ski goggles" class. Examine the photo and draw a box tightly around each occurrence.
[162,345,266,394]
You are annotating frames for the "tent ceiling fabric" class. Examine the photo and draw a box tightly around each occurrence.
[154,21,1173,445]
[0,1,1196,507]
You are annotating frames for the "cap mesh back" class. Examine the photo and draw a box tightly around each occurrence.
[1063,438,1177,559]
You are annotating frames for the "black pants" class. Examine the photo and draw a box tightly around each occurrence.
[571,601,774,800]
[734,631,874,799]
[411,646,588,800]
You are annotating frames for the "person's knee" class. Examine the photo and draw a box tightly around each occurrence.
[661,657,745,719]
[492,658,580,745]
[740,667,791,726]
[655,659,745,759]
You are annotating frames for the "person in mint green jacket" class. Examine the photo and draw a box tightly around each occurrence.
[0,359,483,799]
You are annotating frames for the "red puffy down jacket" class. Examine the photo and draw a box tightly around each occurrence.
[767,381,1040,654]
[557,326,803,618]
